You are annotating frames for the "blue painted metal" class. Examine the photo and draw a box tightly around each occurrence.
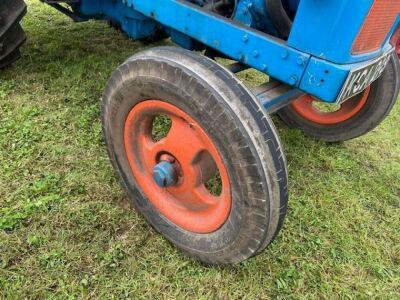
[385,15,400,46]
[168,29,202,50]
[289,0,375,64]
[77,0,158,40]
[71,0,399,103]
[233,0,279,37]
[126,0,310,86]
[299,44,396,103]
[288,0,398,64]
[152,161,177,188]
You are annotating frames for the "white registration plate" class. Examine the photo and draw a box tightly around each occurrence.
[337,51,393,103]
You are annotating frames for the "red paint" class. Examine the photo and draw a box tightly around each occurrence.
[124,100,231,233]
[291,87,371,125]
[391,27,400,59]
[353,1,400,54]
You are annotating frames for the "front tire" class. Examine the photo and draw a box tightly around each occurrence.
[278,53,400,142]
[102,47,288,264]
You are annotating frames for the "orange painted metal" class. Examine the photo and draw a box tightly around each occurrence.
[124,100,231,233]
[291,87,371,125]
[353,0,400,54]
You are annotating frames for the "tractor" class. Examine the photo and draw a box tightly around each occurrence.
[1,0,399,265]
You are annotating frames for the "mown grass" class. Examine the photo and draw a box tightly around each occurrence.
[0,1,399,298]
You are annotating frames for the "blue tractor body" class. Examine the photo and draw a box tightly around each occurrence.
[63,0,400,105]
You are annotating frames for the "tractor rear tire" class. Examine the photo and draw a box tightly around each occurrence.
[0,0,27,69]
[278,53,400,142]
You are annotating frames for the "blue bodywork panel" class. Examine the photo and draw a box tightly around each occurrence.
[289,0,374,64]
[128,0,310,86]
[288,0,400,64]
[72,0,399,103]
[76,0,158,40]
[233,0,279,37]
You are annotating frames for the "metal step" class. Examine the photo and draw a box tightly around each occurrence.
[225,62,250,73]
[252,80,304,113]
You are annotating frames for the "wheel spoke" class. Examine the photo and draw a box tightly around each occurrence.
[164,116,205,164]
[193,185,220,206]
[137,134,158,173]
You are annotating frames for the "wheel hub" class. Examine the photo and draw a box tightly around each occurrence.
[152,160,178,188]
[124,100,231,233]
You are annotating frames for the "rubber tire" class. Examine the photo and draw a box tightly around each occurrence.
[102,47,288,265]
[0,0,27,69]
[278,53,400,142]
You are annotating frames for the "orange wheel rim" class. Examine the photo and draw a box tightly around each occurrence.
[291,87,371,125]
[124,100,231,233]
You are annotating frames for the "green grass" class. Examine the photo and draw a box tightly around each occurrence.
[0,1,399,298]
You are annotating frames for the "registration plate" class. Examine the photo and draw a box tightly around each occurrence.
[337,51,393,103]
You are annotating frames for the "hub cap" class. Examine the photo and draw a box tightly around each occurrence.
[124,100,231,233]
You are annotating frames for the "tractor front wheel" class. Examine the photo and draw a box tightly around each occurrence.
[102,47,288,264]
[278,53,400,142]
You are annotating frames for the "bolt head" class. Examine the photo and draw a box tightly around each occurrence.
[297,56,306,66]
[289,75,298,85]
